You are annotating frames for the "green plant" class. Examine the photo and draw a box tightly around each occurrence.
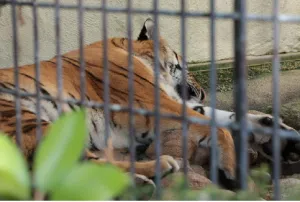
[0,109,130,200]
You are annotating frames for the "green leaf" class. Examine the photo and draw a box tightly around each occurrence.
[50,163,130,200]
[0,135,30,199]
[33,109,87,193]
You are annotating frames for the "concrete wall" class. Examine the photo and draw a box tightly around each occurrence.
[0,0,300,68]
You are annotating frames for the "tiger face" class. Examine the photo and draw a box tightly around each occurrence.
[135,18,206,105]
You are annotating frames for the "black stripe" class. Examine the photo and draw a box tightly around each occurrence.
[7,118,37,126]
[2,82,15,88]
[0,82,11,89]
[92,120,98,133]
[67,93,77,110]
[20,73,43,86]
[1,109,18,117]
[112,38,127,49]
[22,122,48,134]
[0,101,14,107]
[88,132,99,151]
[229,113,235,120]
[40,87,58,109]
[198,136,207,146]
[110,112,118,128]
[193,106,205,115]
[3,82,29,93]
[141,131,149,138]
[84,70,132,99]
[107,60,167,95]
[68,93,76,99]
[62,56,80,67]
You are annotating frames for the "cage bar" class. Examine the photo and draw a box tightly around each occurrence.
[54,0,63,115]
[271,0,281,199]
[209,0,218,185]
[180,0,189,184]
[126,0,137,196]
[32,0,42,143]
[233,0,248,189]
[10,0,22,149]
[101,0,110,146]
[77,0,86,106]
[153,0,162,198]
[31,0,42,143]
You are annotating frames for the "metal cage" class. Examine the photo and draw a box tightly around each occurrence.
[1,0,300,200]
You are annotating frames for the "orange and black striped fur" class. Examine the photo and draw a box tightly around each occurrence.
[0,19,236,186]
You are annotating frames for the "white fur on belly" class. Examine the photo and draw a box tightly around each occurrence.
[87,108,131,149]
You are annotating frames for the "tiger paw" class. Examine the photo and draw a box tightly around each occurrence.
[149,155,180,179]
[159,155,180,177]
[118,174,156,200]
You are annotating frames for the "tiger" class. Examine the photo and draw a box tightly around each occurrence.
[0,18,236,189]
[135,20,300,167]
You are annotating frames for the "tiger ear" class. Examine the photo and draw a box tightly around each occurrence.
[137,18,155,41]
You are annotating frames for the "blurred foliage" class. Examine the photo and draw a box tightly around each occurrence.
[0,109,130,200]
[1,108,300,200]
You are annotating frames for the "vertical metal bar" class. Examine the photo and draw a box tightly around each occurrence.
[126,0,136,197]
[153,0,162,199]
[233,0,248,189]
[209,0,218,184]
[77,0,87,163]
[55,0,63,115]
[11,0,22,149]
[271,0,281,199]
[102,0,110,146]
[180,0,188,186]
[77,0,86,106]
[32,0,42,143]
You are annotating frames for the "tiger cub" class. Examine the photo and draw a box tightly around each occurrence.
[0,18,236,186]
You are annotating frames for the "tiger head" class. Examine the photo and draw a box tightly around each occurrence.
[248,110,300,164]
[135,18,206,104]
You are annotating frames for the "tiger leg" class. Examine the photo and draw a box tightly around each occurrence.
[85,139,179,178]
[89,155,179,178]
[145,122,236,180]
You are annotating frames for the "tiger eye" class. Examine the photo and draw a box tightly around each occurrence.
[259,117,273,127]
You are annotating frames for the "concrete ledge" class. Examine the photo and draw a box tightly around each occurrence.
[188,52,300,70]
[189,53,300,92]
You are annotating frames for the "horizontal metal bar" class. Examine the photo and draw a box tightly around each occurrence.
[248,14,300,23]
[2,1,300,22]
[1,87,299,141]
